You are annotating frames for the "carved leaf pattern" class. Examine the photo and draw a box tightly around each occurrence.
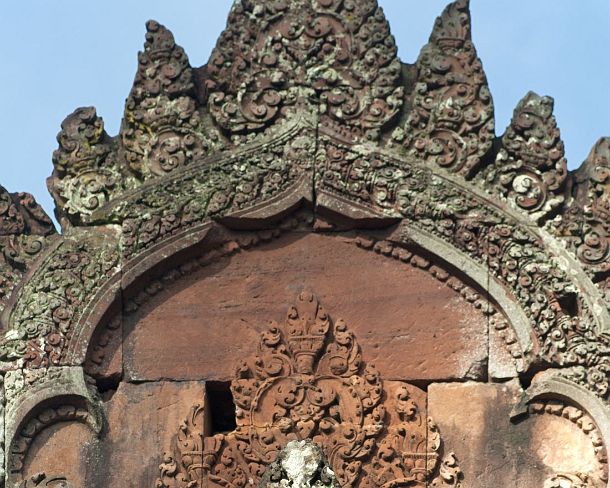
[393,0,494,177]
[0,187,54,314]
[156,291,461,488]
[206,0,403,141]
[121,20,223,178]
[482,91,567,221]
[49,107,123,223]
[317,137,610,399]
[556,138,610,301]
[119,129,315,258]
[0,232,120,368]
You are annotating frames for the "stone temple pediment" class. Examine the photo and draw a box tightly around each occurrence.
[1,0,610,486]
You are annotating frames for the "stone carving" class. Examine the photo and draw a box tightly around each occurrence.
[556,138,610,299]
[156,291,461,488]
[119,127,315,258]
[544,473,602,488]
[20,474,72,488]
[48,107,123,225]
[3,0,610,485]
[482,92,568,221]
[393,0,494,177]
[0,188,53,238]
[528,400,608,486]
[0,187,54,314]
[2,366,102,488]
[0,231,120,367]
[206,0,403,142]
[121,20,222,179]
[317,137,610,399]
[259,440,338,488]
[370,384,462,487]
[9,405,93,476]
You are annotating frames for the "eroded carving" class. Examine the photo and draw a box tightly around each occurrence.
[393,0,494,176]
[545,473,602,488]
[49,107,123,224]
[529,400,608,487]
[119,127,315,258]
[156,291,461,488]
[556,138,610,303]
[259,440,338,488]
[4,1,610,486]
[0,187,54,315]
[9,405,95,475]
[20,473,72,488]
[206,0,403,142]
[482,92,567,221]
[0,230,120,367]
[121,20,222,179]
[318,137,610,399]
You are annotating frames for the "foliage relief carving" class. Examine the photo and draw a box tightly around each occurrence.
[156,291,462,488]
[206,0,403,142]
[392,0,494,177]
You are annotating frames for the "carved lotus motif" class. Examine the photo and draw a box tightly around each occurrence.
[156,291,461,488]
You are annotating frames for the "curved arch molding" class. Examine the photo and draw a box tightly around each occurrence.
[1,0,610,485]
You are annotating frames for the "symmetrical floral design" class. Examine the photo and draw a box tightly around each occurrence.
[3,0,610,484]
[156,291,461,488]
[206,0,403,142]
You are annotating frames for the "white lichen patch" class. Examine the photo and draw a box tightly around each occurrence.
[262,440,337,488]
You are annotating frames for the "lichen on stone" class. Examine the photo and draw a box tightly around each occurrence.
[259,440,338,488]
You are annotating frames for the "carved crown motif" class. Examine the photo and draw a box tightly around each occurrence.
[156,291,462,488]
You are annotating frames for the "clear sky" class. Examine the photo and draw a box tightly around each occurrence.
[2,0,610,219]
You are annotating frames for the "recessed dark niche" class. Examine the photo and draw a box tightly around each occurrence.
[206,381,237,435]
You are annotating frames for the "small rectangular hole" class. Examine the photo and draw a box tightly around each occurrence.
[206,381,237,435]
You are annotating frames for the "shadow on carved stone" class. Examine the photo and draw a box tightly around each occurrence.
[155,290,462,488]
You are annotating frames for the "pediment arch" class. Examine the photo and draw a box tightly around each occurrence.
[1,0,610,486]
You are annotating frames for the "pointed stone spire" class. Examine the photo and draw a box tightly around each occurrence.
[120,20,219,177]
[429,0,471,45]
[395,0,494,177]
[48,106,121,227]
[557,137,610,281]
[483,91,567,221]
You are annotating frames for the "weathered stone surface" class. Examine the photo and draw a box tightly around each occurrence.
[3,0,610,485]
[20,422,97,487]
[259,440,338,488]
[428,382,608,487]
[489,323,520,380]
[123,233,489,383]
[0,186,54,317]
[99,381,206,487]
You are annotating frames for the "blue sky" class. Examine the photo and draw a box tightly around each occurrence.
[2,0,610,219]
